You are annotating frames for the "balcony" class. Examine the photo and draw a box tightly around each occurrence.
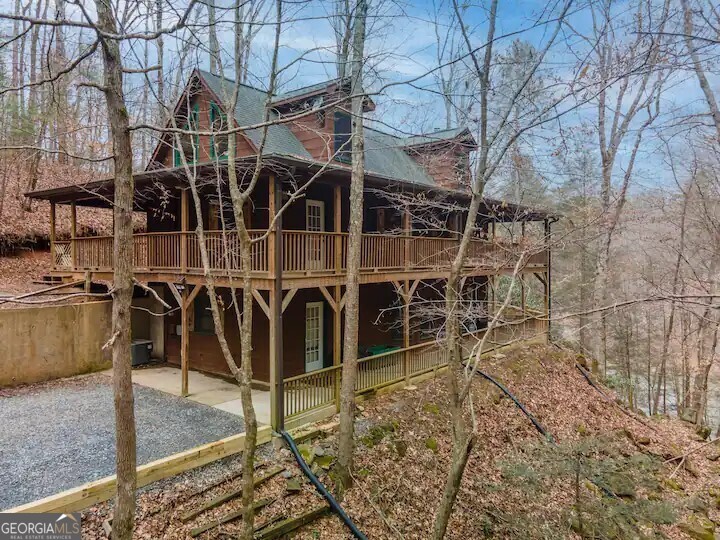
[51,230,548,285]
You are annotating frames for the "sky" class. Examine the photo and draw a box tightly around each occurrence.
[0,0,714,193]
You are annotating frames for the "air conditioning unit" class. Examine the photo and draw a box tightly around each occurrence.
[131,339,154,366]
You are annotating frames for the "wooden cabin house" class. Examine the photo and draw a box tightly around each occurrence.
[28,69,552,430]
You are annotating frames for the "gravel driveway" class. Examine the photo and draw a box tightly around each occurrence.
[0,374,245,510]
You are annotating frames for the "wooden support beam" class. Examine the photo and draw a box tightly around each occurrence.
[70,202,77,269]
[6,426,273,514]
[50,202,56,267]
[544,218,552,340]
[403,279,411,382]
[181,285,190,397]
[338,292,347,312]
[333,285,342,411]
[180,189,189,273]
[167,282,183,308]
[408,279,420,298]
[281,288,297,313]
[185,284,203,309]
[269,174,284,431]
[334,184,342,274]
[391,280,403,299]
[318,285,336,311]
[268,176,276,278]
[403,207,411,269]
[253,289,270,319]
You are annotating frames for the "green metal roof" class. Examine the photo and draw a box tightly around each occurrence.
[199,70,312,158]
[364,127,436,186]
[197,70,471,187]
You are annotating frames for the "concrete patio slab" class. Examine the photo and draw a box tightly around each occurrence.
[104,365,272,425]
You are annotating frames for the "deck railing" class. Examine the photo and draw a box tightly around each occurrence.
[55,230,548,276]
[282,315,547,419]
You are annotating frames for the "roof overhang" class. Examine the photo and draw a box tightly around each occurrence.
[26,154,554,221]
[402,127,478,152]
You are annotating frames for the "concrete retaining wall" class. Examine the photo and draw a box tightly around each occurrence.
[0,300,112,387]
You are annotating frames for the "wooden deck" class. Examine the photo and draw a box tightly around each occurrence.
[51,230,548,287]
[283,314,547,420]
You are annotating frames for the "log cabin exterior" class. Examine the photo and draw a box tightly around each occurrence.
[28,69,553,430]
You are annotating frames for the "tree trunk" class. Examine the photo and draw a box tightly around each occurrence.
[336,0,367,493]
[208,0,220,75]
[95,0,137,537]
[156,0,165,121]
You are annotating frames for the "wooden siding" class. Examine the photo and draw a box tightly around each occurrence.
[406,141,472,190]
[164,282,401,381]
[287,112,334,161]
[152,84,257,169]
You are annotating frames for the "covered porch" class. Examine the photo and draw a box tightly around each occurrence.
[29,156,550,288]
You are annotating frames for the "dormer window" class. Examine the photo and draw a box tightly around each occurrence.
[174,103,200,166]
[333,111,352,163]
[210,102,229,160]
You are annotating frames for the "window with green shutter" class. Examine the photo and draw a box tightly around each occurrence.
[210,102,229,160]
[174,103,200,166]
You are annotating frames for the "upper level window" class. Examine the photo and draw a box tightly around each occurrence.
[210,102,229,160]
[333,111,352,163]
[174,103,200,167]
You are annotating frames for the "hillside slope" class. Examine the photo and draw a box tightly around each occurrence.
[80,344,720,539]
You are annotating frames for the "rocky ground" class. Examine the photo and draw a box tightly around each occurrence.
[80,344,720,539]
[0,374,245,510]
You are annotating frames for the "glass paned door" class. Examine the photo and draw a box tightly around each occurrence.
[306,200,325,270]
[305,302,324,372]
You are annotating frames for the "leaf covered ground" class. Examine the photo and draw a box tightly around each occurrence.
[80,344,720,539]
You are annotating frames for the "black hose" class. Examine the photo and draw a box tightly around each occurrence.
[475,369,555,444]
[575,363,610,399]
[280,430,368,540]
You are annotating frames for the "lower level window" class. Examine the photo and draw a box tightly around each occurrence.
[194,291,215,334]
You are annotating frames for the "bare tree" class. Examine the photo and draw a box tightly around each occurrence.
[336,0,368,493]
[586,0,670,373]
[94,0,137,536]
[432,1,574,535]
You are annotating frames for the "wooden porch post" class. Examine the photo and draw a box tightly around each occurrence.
[268,175,284,431]
[181,285,190,396]
[333,184,342,411]
[403,280,410,382]
[50,202,56,267]
[180,189,189,272]
[403,207,411,270]
[180,284,203,396]
[544,218,552,341]
[334,184,342,273]
[334,286,342,411]
[70,202,77,269]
